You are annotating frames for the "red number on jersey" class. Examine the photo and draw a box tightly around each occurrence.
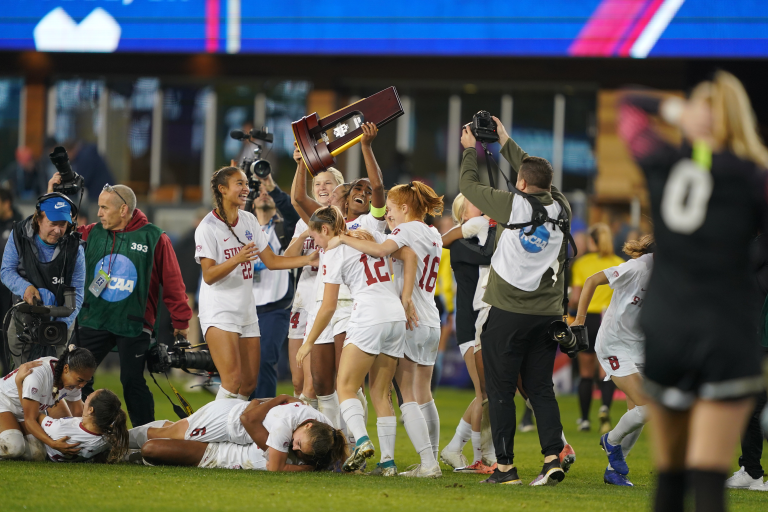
[418,255,440,293]
[241,261,253,280]
[607,356,620,370]
[360,254,391,286]
[190,427,207,437]
[290,312,300,329]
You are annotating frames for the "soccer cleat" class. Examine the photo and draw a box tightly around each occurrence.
[600,433,628,476]
[577,418,591,432]
[343,437,375,472]
[604,468,634,487]
[368,460,398,476]
[454,460,494,474]
[124,449,144,464]
[399,463,442,478]
[725,467,763,489]
[749,479,768,491]
[439,447,468,469]
[480,467,522,485]
[518,408,536,433]
[559,443,576,473]
[530,459,565,486]
[599,405,612,435]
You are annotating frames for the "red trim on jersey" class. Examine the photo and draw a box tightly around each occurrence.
[212,209,240,227]
[79,423,101,436]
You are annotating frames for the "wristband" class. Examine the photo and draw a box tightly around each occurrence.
[370,204,386,217]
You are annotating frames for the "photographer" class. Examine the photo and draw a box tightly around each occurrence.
[0,194,85,367]
[459,116,571,486]
[48,175,192,427]
[250,173,300,398]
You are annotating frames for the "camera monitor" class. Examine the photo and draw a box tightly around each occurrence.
[292,86,404,176]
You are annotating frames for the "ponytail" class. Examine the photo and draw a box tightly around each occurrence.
[346,229,375,243]
[308,205,347,237]
[89,389,129,464]
[589,223,614,258]
[302,421,350,470]
[623,234,656,259]
[52,345,96,396]
[387,181,444,221]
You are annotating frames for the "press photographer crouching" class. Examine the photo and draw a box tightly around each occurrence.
[459,112,578,486]
[0,193,85,367]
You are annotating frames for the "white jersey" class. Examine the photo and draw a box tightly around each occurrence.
[312,249,353,312]
[388,222,442,328]
[596,254,654,347]
[346,213,387,234]
[0,357,81,419]
[292,218,319,310]
[472,265,490,311]
[323,233,406,327]
[262,402,332,455]
[41,416,110,462]
[252,217,290,307]
[492,196,565,291]
[195,210,269,326]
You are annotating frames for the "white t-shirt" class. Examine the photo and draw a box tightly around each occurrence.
[262,402,332,455]
[387,222,443,328]
[252,217,290,307]
[195,210,269,325]
[323,234,406,327]
[291,218,319,310]
[596,254,654,346]
[346,213,387,234]
[0,357,82,418]
[42,416,110,462]
[312,249,353,311]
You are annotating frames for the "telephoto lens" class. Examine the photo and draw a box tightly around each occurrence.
[49,146,74,181]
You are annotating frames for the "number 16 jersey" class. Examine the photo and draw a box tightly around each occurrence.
[388,221,443,329]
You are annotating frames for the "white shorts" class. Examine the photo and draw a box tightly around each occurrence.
[184,399,250,444]
[0,393,22,422]
[305,306,352,346]
[403,324,441,366]
[198,442,267,470]
[344,321,405,358]
[596,335,645,380]
[202,320,260,339]
[288,308,309,339]
[474,306,490,352]
[458,341,474,357]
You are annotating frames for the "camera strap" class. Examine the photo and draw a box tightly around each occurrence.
[149,371,194,419]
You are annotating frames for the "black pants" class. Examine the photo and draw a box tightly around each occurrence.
[480,307,564,465]
[739,389,767,479]
[78,326,154,427]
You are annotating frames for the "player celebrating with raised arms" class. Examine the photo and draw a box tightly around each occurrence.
[571,235,655,487]
[328,181,445,478]
[196,167,318,402]
[295,205,418,475]
[0,346,96,460]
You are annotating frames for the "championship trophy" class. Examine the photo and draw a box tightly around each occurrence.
[292,86,403,176]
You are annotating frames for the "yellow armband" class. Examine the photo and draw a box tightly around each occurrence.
[370,204,386,217]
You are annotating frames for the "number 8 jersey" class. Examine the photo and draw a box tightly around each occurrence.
[388,221,443,328]
[322,232,406,327]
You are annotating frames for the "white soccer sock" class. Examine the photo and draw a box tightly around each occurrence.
[357,388,369,424]
[377,416,397,463]
[23,435,46,461]
[621,425,644,458]
[309,398,318,410]
[481,435,496,464]
[471,431,483,464]
[237,394,249,401]
[340,398,368,443]
[419,400,440,462]
[294,392,300,398]
[317,392,342,429]
[128,420,167,449]
[445,418,472,453]
[607,405,647,446]
[401,401,436,466]
[216,386,238,401]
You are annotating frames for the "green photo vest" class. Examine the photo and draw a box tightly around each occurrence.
[80,223,164,337]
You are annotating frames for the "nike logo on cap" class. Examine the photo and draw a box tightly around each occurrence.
[55,202,67,209]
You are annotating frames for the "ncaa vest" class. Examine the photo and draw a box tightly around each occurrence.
[492,196,564,292]
[79,222,163,337]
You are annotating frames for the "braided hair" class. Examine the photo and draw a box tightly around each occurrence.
[51,345,96,397]
[211,166,247,247]
[89,389,129,463]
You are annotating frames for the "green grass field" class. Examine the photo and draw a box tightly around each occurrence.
[1,371,766,512]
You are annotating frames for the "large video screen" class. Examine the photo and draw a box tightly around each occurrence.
[1,0,765,58]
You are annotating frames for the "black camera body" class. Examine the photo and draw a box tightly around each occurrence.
[466,110,499,144]
[547,321,589,359]
[13,287,77,353]
[230,127,273,212]
[147,335,217,374]
[49,147,84,195]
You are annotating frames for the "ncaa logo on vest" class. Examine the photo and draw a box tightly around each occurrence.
[93,255,138,302]
[518,225,550,253]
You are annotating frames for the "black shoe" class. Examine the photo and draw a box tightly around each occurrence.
[530,459,565,486]
[480,467,522,485]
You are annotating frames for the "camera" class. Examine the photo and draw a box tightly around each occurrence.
[229,127,273,212]
[49,147,84,195]
[146,334,217,374]
[465,110,499,144]
[547,321,589,359]
[12,287,77,357]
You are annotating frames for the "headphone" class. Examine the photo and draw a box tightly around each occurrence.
[35,192,78,220]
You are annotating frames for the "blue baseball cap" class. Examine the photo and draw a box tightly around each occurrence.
[40,197,73,224]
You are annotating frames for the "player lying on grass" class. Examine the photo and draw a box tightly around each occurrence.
[131,395,347,471]
[0,346,96,460]
[571,235,655,487]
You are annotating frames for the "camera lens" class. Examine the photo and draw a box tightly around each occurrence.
[251,160,271,179]
[43,325,60,342]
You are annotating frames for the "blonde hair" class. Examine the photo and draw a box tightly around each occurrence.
[312,167,345,200]
[691,71,768,168]
[623,234,655,259]
[307,205,347,237]
[347,229,375,242]
[388,181,444,220]
[452,194,466,225]
[588,223,614,258]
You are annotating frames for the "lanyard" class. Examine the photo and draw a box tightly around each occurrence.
[99,231,125,276]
